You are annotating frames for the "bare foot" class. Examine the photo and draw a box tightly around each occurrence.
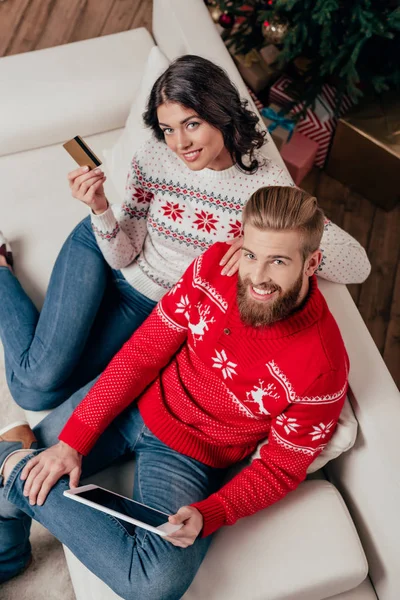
[2,450,31,484]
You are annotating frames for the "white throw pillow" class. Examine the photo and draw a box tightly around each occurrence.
[251,397,358,473]
[307,396,358,472]
[102,46,170,199]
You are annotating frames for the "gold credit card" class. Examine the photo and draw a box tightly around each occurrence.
[63,135,102,169]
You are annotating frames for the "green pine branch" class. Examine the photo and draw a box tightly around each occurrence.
[211,0,400,112]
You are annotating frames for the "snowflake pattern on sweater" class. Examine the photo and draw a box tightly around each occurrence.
[60,243,349,538]
[91,139,371,302]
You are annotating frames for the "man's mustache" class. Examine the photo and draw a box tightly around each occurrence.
[245,278,281,294]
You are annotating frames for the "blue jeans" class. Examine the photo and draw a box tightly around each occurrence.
[0,216,156,410]
[0,382,227,598]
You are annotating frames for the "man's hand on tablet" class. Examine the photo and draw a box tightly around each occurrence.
[165,506,204,547]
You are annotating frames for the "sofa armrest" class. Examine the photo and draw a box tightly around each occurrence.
[183,480,368,600]
[318,280,400,451]
[319,279,400,600]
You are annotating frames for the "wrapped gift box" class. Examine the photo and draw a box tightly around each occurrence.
[326,93,400,211]
[269,74,353,115]
[269,75,353,168]
[246,86,264,112]
[280,131,319,185]
[234,48,280,94]
[260,103,295,151]
[260,44,281,66]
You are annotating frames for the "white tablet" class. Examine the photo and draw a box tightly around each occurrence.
[63,484,182,537]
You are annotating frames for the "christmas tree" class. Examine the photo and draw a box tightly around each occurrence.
[208,0,400,113]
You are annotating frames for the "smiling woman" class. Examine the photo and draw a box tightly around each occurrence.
[0,55,371,414]
[157,104,234,172]
[144,54,266,173]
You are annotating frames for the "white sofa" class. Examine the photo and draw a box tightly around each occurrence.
[0,1,399,599]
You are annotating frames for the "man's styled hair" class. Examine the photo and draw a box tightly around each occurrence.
[242,186,325,260]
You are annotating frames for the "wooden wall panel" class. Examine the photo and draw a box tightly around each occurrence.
[34,0,87,51]
[69,0,114,43]
[343,192,376,305]
[5,0,57,56]
[0,0,31,56]
[384,259,400,384]
[358,205,400,353]
[101,0,146,36]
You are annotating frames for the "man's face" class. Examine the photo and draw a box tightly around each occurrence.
[237,224,321,327]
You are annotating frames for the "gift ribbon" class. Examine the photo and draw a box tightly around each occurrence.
[260,106,296,141]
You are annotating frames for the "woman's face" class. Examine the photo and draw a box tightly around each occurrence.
[157,102,234,172]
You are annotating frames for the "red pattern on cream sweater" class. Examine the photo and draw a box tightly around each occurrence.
[59,242,349,537]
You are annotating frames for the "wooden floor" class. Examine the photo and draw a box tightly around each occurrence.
[1,0,399,388]
[302,168,400,390]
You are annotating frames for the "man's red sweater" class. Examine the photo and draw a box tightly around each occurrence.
[60,242,349,537]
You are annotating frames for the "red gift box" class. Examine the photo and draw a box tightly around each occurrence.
[280,131,319,185]
[269,76,353,168]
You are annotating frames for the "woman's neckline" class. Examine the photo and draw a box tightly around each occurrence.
[199,162,240,180]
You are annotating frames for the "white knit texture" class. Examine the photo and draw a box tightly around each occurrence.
[92,138,371,301]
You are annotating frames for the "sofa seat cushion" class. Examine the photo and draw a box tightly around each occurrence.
[62,478,367,600]
[183,480,368,600]
[0,128,122,309]
[0,29,154,157]
[326,578,377,600]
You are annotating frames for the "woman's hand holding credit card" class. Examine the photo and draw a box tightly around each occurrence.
[63,136,109,215]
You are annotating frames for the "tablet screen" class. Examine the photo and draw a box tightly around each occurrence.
[76,488,168,527]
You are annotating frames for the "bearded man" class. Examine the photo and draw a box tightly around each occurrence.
[0,186,349,600]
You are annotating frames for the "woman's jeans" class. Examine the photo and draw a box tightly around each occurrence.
[0,216,156,410]
[0,382,227,599]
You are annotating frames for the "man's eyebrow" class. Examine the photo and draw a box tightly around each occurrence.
[241,247,292,261]
[158,115,199,127]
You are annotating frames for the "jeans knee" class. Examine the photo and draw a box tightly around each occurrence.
[119,576,191,600]
[116,552,200,600]
[8,377,66,411]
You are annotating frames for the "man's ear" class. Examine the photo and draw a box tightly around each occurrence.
[304,250,322,276]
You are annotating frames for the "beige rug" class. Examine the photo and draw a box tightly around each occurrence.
[0,354,75,600]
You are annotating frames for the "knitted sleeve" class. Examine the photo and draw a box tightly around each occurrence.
[58,263,196,455]
[90,152,152,270]
[318,219,371,284]
[191,369,348,537]
[274,169,371,284]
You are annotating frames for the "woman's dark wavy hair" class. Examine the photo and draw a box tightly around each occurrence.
[143,55,266,174]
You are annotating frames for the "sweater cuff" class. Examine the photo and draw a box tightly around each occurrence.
[58,413,99,456]
[90,205,117,232]
[191,495,227,538]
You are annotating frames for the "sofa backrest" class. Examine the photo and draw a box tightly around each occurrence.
[152,2,400,599]
[0,28,154,157]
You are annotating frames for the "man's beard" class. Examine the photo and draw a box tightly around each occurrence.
[237,270,304,327]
